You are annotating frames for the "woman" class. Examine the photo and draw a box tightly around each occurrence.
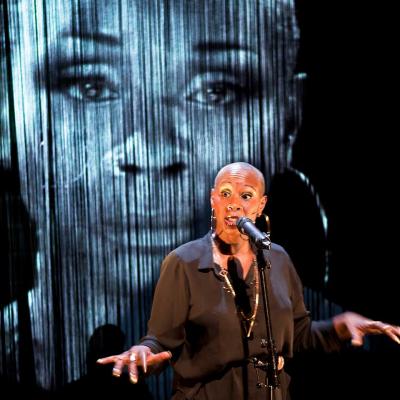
[98,162,400,399]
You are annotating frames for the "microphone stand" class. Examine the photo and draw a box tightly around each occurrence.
[252,233,281,399]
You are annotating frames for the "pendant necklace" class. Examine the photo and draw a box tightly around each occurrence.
[212,238,260,338]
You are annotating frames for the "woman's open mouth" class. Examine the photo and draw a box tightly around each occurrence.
[225,215,240,227]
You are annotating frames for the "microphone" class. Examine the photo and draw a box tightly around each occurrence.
[236,217,271,249]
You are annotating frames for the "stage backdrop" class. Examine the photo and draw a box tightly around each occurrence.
[0,0,363,398]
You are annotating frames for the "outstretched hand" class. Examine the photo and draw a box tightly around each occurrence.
[333,311,400,346]
[96,345,172,383]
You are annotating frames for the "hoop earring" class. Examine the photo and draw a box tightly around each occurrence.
[255,213,271,235]
[210,209,217,235]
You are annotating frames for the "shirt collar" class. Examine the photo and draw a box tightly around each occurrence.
[198,231,270,271]
[197,231,215,270]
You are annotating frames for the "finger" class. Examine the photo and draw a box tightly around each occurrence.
[370,322,400,339]
[129,352,139,384]
[112,357,126,378]
[386,332,400,344]
[361,321,388,335]
[147,351,172,366]
[277,356,285,371]
[382,327,400,344]
[393,326,400,335]
[349,330,364,346]
[139,349,148,373]
[96,355,119,364]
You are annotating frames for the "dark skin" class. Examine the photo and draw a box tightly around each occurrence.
[97,345,172,383]
[98,163,400,383]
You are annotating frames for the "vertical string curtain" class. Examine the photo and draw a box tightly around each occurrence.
[0,0,332,397]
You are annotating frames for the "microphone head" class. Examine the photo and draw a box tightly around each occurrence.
[236,216,252,232]
[236,216,271,250]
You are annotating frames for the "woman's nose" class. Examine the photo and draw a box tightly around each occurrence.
[227,203,242,212]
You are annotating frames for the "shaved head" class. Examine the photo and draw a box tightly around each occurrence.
[214,162,266,194]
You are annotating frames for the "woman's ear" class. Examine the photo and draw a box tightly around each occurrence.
[210,188,215,208]
[258,195,268,215]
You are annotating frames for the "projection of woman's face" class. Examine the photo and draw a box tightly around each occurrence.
[3,0,299,388]
[8,0,297,315]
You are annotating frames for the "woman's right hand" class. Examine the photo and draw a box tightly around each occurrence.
[96,345,172,383]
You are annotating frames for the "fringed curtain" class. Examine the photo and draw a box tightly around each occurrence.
[1,1,332,397]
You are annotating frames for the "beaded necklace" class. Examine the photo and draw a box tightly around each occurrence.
[212,239,260,338]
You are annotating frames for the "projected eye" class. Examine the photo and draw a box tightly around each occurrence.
[186,73,247,108]
[187,82,244,106]
[55,63,120,103]
[59,77,119,102]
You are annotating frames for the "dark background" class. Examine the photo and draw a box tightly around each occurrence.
[289,1,399,397]
[294,0,397,320]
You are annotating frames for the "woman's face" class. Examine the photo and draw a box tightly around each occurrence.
[8,0,296,268]
[211,166,267,244]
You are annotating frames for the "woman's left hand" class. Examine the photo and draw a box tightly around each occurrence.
[333,311,400,346]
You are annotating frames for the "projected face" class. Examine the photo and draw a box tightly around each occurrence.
[6,0,298,339]
[3,0,299,388]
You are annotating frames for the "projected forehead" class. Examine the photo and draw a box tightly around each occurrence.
[68,0,295,35]
[40,0,298,80]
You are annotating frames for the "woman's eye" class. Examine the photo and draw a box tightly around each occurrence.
[186,79,246,107]
[221,191,231,198]
[59,76,119,102]
[241,193,253,200]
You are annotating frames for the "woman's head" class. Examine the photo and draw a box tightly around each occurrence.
[5,0,300,247]
[211,162,267,244]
